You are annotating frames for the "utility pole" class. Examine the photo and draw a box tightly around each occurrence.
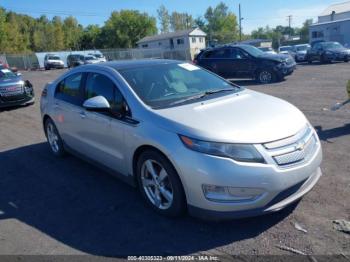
[287,15,292,38]
[239,4,243,42]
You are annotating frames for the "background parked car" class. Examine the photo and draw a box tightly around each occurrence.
[307,41,350,64]
[195,44,296,84]
[0,67,34,108]
[258,47,277,55]
[88,53,107,62]
[292,44,310,62]
[83,55,100,64]
[67,54,85,68]
[44,54,64,70]
[278,45,294,56]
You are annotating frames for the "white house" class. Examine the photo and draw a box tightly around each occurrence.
[137,28,206,58]
[310,1,350,46]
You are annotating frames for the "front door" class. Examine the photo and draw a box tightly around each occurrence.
[78,72,127,175]
[230,48,255,78]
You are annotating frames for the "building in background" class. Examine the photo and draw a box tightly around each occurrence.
[137,28,206,59]
[310,1,350,46]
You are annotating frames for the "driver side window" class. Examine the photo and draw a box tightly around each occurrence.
[85,73,125,116]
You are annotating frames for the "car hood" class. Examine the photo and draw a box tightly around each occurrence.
[151,89,308,144]
[327,48,350,53]
[259,53,290,62]
[0,76,22,85]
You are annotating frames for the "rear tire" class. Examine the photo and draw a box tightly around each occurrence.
[136,150,186,217]
[44,118,65,157]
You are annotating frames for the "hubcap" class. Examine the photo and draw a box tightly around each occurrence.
[259,71,272,83]
[141,160,173,210]
[47,122,60,153]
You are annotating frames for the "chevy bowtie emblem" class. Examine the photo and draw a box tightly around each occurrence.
[295,141,305,151]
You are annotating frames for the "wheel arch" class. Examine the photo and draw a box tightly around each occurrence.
[132,144,187,200]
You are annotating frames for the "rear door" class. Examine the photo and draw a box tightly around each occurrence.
[198,49,233,78]
[53,72,85,150]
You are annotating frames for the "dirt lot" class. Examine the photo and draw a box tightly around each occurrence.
[0,63,349,257]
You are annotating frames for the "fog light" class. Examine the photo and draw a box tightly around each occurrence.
[202,184,264,203]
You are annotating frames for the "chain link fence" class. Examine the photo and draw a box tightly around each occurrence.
[2,48,193,71]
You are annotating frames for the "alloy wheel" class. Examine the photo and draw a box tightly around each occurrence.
[47,122,60,153]
[141,159,174,210]
[259,71,273,84]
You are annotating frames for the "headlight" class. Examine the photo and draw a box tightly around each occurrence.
[179,135,265,163]
[325,51,333,55]
[276,62,287,68]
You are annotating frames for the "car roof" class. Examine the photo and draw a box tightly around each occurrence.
[201,44,254,52]
[94,59,181,70]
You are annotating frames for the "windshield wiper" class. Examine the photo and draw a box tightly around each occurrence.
[168,88,236,106]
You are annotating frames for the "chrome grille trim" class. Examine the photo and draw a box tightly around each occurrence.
[0,84,24,97]
[263,125,318,167]
[264,125,310,150]
[273,135,317,166]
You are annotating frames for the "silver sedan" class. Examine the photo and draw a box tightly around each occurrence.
[40,59,322,219]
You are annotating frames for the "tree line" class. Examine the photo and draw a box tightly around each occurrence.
[0,2,311,54]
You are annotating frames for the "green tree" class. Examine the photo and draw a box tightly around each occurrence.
[63,16,83,50]
[300,19,313,42]
[52,16,65,50]
[170,12,194,31]
[80,25,101,49]
[157,5,170,33]
[0,8,8,52]
[101,10,157,48]
[204,2,238,44]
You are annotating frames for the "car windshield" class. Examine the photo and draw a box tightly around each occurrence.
[0,68,17,79]
[239,45,264,57]
[48,56,60,60]
[85,56,95,60]
[93,54,103,58]
[323,42,343,49]
[280,46,292,52]
[119,63,241,108]
[296,45,309,51]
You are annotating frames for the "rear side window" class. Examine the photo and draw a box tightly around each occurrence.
[55,73,84,105]
[202,49,231,59]
[85,73,124,115]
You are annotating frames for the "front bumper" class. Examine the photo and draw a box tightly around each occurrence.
[296,53,307,62]
[275,63,296,78]
[46,63,64,69]
[169,131,322,220]
[0,91,35,108]
[325,53,350,61]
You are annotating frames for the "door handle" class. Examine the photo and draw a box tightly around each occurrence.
[79,111,86,119]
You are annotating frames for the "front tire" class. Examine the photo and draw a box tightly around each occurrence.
[45,118,65,157]
[257,70,275,84]
[136,150,186,217]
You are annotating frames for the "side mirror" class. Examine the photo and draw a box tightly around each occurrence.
[83,96,110,112]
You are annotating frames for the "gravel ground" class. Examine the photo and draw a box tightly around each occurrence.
[0,63,349,257]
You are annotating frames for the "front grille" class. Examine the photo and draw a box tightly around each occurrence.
[0,84,24,97]
[264,126,318,167]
